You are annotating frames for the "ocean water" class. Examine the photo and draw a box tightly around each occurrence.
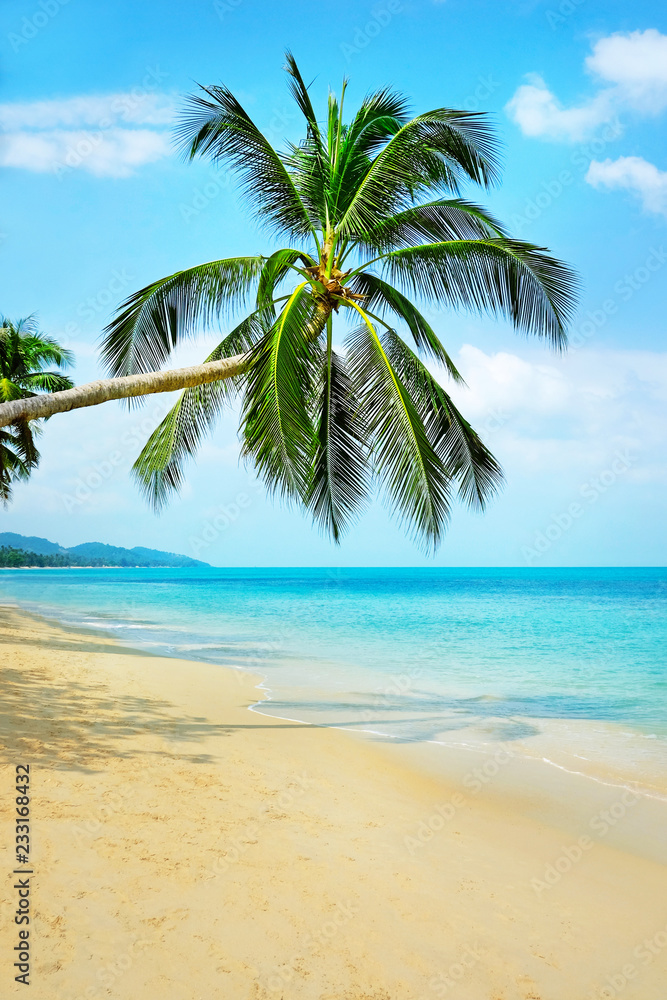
[3,566,666,785]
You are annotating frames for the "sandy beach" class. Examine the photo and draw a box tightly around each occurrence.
[1,606,666,1000]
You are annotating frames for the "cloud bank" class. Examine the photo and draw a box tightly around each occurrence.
[506,29,667,142]
[586,157,667,218]
[0,90,175,177]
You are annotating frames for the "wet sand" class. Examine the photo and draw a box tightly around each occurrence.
[1,606,665,999]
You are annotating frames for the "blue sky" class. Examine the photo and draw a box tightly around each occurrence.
[1,0,666,566]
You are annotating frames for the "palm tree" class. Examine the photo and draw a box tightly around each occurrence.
[0,57,577,546]
[0,315,74,501]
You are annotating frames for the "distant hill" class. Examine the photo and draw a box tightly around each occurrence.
[0,532,67,556]
[0,533,208,568]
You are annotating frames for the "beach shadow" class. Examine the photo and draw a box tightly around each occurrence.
[0,627,158,661]
[0,663,238,772]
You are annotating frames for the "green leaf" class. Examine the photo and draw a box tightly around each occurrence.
[21,372,74,393]
[384,332,503,510]
[355,198,506,255]
[346,271,464,380]
[308,343,370,541]
[176,84,316,239]
[0,378,30,403]
[0,315,72,502]
[283,51,322,140]
[381,238,578,349]
[336,109,503,238]
[132,311,267,509]
[345,304,451,549]
[256,248,314,311]
[100,257,264,377]
[327,88,411,223]
[0,421,39,504]
[241,285,325,501]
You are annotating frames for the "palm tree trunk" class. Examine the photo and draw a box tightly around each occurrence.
[0,355,247,428]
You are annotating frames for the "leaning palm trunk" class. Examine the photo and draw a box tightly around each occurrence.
[0,354,246,428]
[5,55,579,548]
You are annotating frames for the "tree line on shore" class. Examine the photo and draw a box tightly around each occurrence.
[0,546,167,568]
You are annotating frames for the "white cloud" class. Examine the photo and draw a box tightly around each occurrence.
[505,74,614,142]
[447,345,667,479]
[506,29,667,142]
[586,156,667,218]
[0,93,176,130]
[0,92,175,177]
[0,129,171,178]
[586,29,667,112]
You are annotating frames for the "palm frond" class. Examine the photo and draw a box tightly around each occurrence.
[0,421,39,504]
[132,311,267,509]
[308,343,369,541]
[176,84,316,239]
[381,238,578,349]
[84,63,578,549]
[0,378,30,403]
[336,109,503,237]
[282,54,333,231]
[21,371,74,393]
[0,316,72,501]
[284,52,322,141]
[0,318,74,374]
[241,285,324,500]
[327,88,411,226]
[256,248,314,311]
[100,257,264,377]
[19,335,74,371]
[355,198,506,255]
[384,332,503,509]
[0,315,40,339]
[342,88,412,157]
[345,304,451,549]
[346,272,463,380]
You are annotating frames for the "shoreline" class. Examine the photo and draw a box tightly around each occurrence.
[7,592,667,827]
[247,700,667,867]
[1,606,666,998]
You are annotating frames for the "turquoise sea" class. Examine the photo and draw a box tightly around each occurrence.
[3,566,666,787]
